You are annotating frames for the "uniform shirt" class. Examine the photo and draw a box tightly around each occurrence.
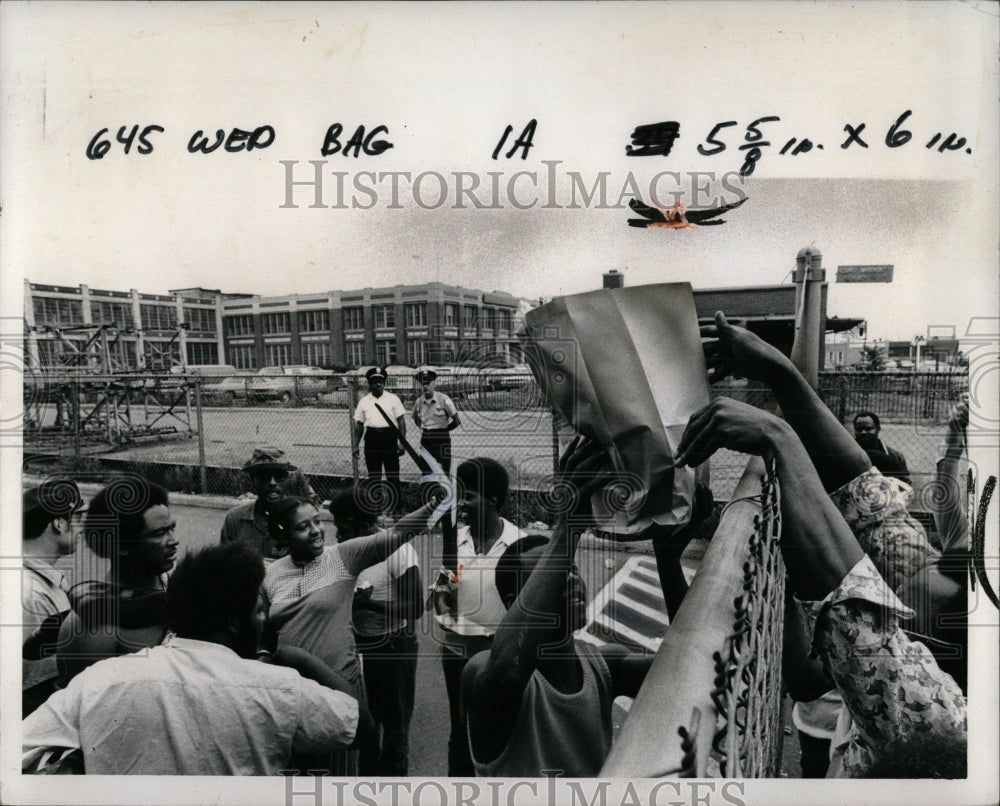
[436,518,526,655]
[263,540,383,686]
[22,637,359,775]
[354,542,420,637]
[798,555,966,778]
[354,391,406,429]
[22,557,70,691]
[220,499,288,560]
[414,391,457,431]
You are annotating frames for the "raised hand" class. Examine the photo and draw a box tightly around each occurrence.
[702,310,792,385]
[673,397,788,469]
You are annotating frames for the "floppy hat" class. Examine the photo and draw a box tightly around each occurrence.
[242,446,297,473]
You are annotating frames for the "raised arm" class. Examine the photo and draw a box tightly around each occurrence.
[352,493,446,569]
[703,311,870,492]
[674,396,966,773]
[934,400,969,551]
[674,397,862,600]
[464,439,606,760]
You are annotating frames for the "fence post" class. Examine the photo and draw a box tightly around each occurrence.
[550,406,561,473]
[349,378,360,484]
[194,380,207,494]
[790,247,824,388]
[72,379,81,460]
[600,457,769,777]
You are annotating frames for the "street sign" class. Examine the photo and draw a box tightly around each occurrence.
[836,264,894,283]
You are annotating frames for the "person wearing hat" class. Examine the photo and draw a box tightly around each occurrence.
[412,366,461,474]
[353,367,407,516]
[21,478,83,716]
[221,447,298,561]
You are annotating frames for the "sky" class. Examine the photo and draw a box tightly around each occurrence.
[2,2,996,344]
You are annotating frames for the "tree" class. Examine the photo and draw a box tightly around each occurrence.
[857,344,886,371]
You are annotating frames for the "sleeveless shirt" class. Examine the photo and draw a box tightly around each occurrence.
[470,642,615,777]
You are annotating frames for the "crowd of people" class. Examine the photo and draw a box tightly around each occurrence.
[20,319,970,778]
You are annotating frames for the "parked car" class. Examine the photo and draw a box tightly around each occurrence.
[169,365,244,402]
[345,365,418,400]
[204,374,253,404]
[481,363,534,390]
[246,366,331,402]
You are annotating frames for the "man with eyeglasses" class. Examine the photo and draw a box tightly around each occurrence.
[221,447,298,561]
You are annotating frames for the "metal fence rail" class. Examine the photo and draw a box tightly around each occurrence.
[24,369,968,518]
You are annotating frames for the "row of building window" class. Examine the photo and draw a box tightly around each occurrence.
[225,338,506,370]
[92,301,133,327]
[32,297,217,335]
[33,339,218,369]
[32,333,507,371]
[140,304,178,331]
[29,295,515,338]
[184,308,217,333]
[223,303,513,337]
[32,298,83,326]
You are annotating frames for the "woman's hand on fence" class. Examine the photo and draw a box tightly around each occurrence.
[674,397,790,469]
[701,310,792,385]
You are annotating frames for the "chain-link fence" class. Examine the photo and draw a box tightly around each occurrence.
[23,369,968,519]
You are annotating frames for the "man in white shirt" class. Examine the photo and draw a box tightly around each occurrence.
[429,456,526,776]
[22,542,374,775]
[353,366,407,516]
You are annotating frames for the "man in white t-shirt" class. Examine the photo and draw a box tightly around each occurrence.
[353,366,407,516]
[429,457,526,776]
[329,485,423,776]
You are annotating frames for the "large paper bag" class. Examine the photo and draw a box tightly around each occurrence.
[519,283,710,538]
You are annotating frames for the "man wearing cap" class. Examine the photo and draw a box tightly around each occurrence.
[413,367,461,474]
[21,479,83,716]
[353,367,407,515]
[221,447,298,560]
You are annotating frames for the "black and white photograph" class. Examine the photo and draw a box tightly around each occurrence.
[1,3,997,805]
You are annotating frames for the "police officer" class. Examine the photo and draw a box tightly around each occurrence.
[412,366,461,473]
[353,367,407,514]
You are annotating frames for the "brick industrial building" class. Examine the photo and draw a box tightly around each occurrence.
[23,280,523,371]
[24,276,855,372]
